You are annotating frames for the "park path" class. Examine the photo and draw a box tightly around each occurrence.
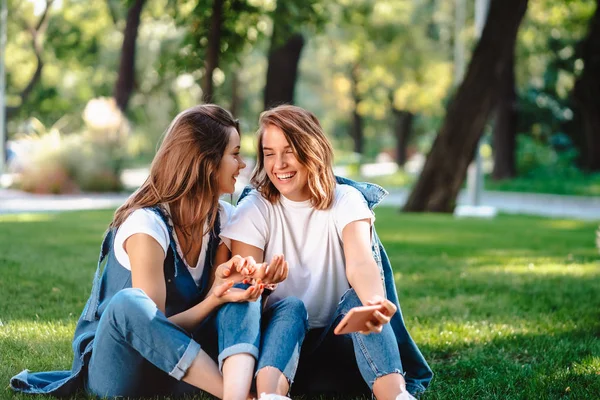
[1,170,599,220]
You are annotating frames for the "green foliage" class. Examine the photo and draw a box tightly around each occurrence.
[12,98,130,194]
[515,134,580,178]
[1,210,600,399]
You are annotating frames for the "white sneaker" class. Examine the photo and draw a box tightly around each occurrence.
[396,391,417,400]
[258,393,292,400]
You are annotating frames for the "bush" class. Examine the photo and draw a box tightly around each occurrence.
[13,98,128,194]
[516,133,582,179]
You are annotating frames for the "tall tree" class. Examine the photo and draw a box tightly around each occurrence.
[113,0,147,113]
[263,32,304,109]
[392,107,414,166]
[263,0,326,110]
[492,50,517,179]
[263,1,305,110]
[202,0,224,102]
[403,0,529,213]
[349,63,364,154]
[572,0,600,172]
[6,0,54,120]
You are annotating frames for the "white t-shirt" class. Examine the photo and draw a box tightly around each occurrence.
[114,200,235,286]
[221,184,374,328]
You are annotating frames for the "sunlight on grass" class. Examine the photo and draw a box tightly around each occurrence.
[2,208,600,399]
[0,320,76,341]
[0,213,56,223]
[571,356,600,375]
[542,219,592,230]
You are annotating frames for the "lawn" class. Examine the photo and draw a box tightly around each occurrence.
[1,209,599,399]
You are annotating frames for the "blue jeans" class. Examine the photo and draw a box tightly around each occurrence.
[85,288,261,398]
[258,289,403,396]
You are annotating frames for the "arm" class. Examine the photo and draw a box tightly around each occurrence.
[342,219,385,304]
[231,240,264,263]
[342,219,396,334]
[126,234,260,333]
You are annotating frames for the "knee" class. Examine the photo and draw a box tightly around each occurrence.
[269,297,308,330]
[217,299,261,326]
[278,297,307,320]
[104,288,153,327]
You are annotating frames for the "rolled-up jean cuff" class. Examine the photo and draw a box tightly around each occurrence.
[169,339,201,380]
[218,343,259,372]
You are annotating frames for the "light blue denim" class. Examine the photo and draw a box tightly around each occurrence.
[239,176,433,396]
[11,206,261,398]
[258,289,402,393]
[256,297,309,381]
[85,288,261,398]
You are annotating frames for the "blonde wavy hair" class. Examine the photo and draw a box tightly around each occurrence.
[251,105,335,210]
[111,104,239,253]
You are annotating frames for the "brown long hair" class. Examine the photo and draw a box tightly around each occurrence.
[251,105,336,210]
[111,104,239,252]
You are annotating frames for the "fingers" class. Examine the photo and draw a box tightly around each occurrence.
[213,280,234,297]
[261,254,287,284]
[235,256,257,277]
[364,320,383,334]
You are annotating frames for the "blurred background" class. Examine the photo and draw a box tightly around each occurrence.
[1,0,599,212]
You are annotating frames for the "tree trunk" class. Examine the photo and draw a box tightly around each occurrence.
[202,0,224,103]
[230,71,240,117]
[572,0,600,172]
[350,64,363,155]
[6,0,54,120]
[263,32,304,110]
[113,0,146,113]
[393,109,414,166]
[403,0,528,213]
[492,50,517,180]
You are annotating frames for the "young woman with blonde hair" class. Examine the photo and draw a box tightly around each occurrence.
[222,105,433,399]
[11,104,277,400]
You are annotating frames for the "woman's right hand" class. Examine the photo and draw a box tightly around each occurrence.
[211,280,264,305]
[215,254,258,282]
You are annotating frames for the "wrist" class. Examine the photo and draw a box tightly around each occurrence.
[207,291,224,307]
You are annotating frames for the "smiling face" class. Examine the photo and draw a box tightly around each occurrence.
[261,124,310,202]
[217,127,246,195]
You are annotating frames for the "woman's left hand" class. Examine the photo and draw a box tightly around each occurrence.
[359,296,397,335]
[215,255,257,282]
[247,254,288,285]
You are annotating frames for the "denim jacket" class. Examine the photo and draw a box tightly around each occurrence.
[238,176,433,394]
[10,207,219,396]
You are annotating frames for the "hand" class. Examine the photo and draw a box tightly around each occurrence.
[247,254,288,285]
[211,280,264,305]
[359,296,396,335]
[215,255,258,282]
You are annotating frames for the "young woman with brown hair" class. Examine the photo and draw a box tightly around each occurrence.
[222,105,433,400]
[11,104,275,400]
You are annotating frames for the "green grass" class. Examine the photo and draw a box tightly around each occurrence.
[484,174,600,197]
[1,209,599,399]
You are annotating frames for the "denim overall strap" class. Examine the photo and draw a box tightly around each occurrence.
[198,211,221,297]
[82,229,115,322]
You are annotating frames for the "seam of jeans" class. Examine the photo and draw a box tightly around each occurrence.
[169,339,201,380]
[353,332,380,385]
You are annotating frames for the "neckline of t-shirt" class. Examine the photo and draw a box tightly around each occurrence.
[279,194,312,209]
[161,203,205,270]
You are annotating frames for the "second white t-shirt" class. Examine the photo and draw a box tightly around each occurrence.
[221,184,374,328]
[114,200,235,286]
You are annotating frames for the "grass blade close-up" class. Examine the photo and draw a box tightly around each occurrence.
[1,208,599,399]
